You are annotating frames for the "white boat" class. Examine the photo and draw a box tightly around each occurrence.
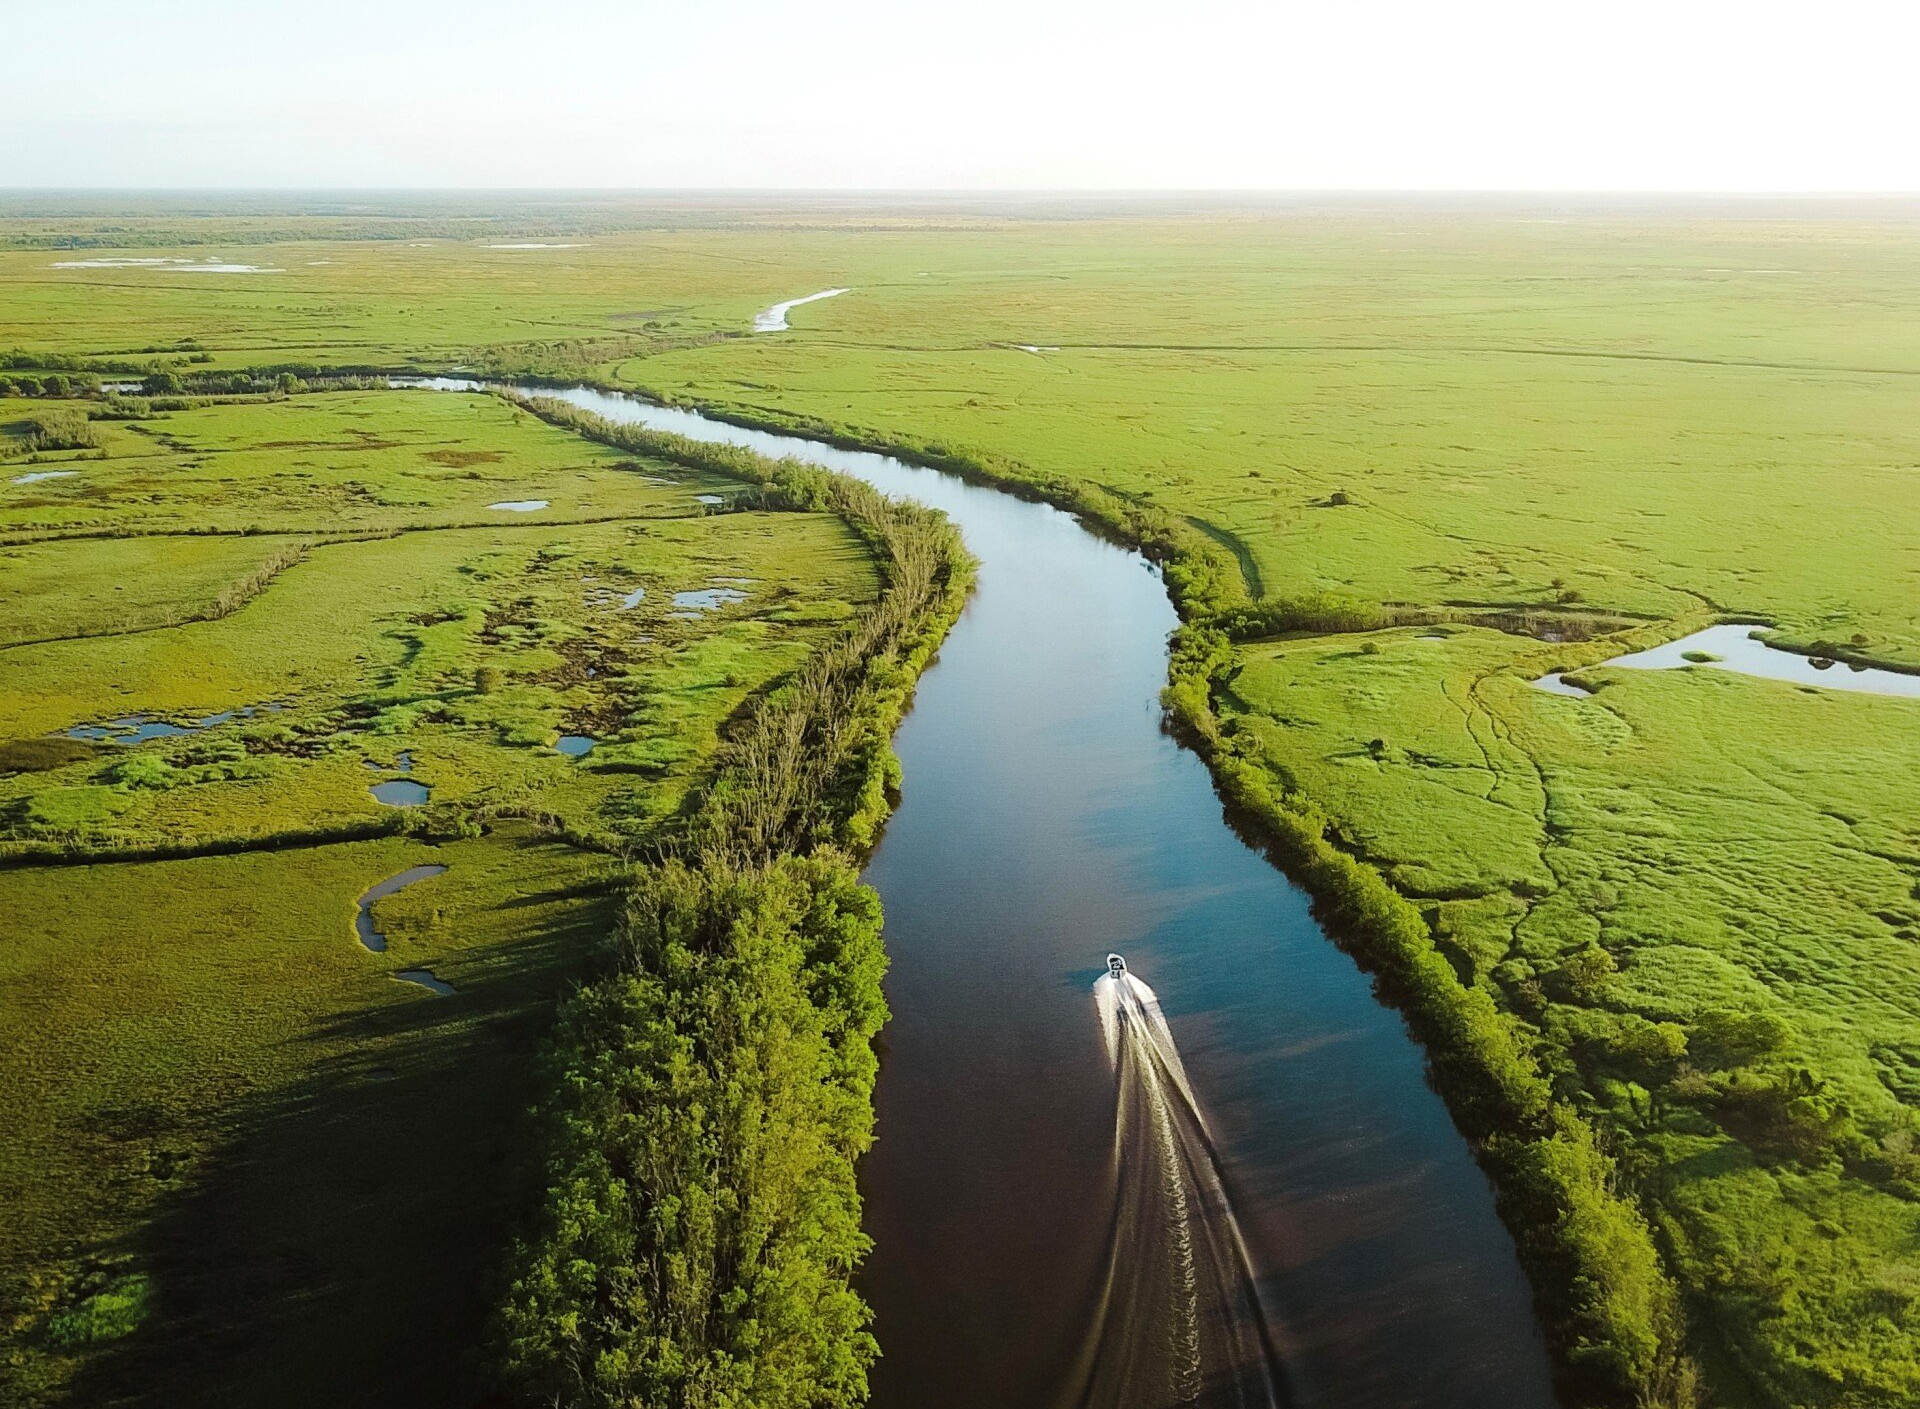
[1106,952,1128,980]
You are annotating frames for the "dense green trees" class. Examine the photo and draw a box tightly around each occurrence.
[496,857,885,1409]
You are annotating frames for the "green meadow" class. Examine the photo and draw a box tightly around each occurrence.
[4,197,1919,1405]
[0,366,881,1402]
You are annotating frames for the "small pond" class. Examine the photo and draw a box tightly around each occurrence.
[1532,672,1594,698]
[12,470,77,485]
[370,779,431,807]
[671,586,749,613]
[555,735,596,757]
[67,703,279,743]
[1535,623,1920,700]
[487,499,548,512]
[51,257,280,273]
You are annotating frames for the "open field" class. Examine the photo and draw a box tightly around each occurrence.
[0,365,892,1404]
[0,830,610,1408]
[4,197,1919,1405]
[0,390,876,852]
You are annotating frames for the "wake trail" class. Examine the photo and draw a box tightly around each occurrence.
[1063,971,1291,1409]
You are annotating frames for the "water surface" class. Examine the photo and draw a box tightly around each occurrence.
[1531,672,1593,698]
[671,586,749,612]
[1601,623,1920,698]
[370,779,431,807]
[395,969,455,996]
[754,287,850,332]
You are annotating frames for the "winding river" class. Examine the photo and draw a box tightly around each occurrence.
[450,382,1560,1409]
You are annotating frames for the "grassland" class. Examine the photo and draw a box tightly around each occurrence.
[0,389,876,853]
[4,197,1919,1406]
[0,375,889,1405]
[0,831,609,1407]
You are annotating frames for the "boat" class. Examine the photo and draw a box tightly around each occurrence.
[1106,952,1128,979]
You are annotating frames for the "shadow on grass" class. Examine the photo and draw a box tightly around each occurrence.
[63,851,612,1409]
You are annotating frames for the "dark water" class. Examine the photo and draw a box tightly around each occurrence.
[471,384,1559,1409]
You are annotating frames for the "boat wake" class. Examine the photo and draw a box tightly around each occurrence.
[1065,967,1290,1409]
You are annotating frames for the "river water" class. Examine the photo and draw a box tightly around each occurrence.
[453,383,1559,1409]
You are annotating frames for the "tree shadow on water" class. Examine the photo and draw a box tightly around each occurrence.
[64,870,613,1409]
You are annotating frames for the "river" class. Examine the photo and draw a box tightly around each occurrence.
[462,382,1561,1409]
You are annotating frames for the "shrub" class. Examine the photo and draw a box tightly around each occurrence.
[102,753,179,790]
[1691,1007,1792,1066]
[22,409,102,452]
[43,1273,151,1349]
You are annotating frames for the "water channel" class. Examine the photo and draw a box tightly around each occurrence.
[410,379,1560,1408]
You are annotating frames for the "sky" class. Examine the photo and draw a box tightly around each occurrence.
[5,0,1918,190]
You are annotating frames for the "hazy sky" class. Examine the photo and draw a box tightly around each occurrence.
[6,0,1916,190]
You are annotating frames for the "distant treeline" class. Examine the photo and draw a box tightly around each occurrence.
[473,331,741,382]
[0,348,420,400]
[491,393,971,1408]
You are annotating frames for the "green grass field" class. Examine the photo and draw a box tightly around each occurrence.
[0,830,610,1407]
[4,197,1918,1406]
[0,370,883,1404]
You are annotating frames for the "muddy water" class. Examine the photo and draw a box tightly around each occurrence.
[491,383,1558,1409]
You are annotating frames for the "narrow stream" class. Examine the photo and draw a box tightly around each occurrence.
[445,382,1560,1409]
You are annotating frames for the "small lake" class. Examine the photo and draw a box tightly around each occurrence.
[370,779,431,807]
[487,499,548,512]
[554,735,596,757]
[1535,623,1920,700]
[12,470,77,485]
[354,864,448,953]
[753,287,849,332]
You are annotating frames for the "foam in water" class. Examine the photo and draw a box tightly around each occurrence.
[1076,969,1289,1409]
